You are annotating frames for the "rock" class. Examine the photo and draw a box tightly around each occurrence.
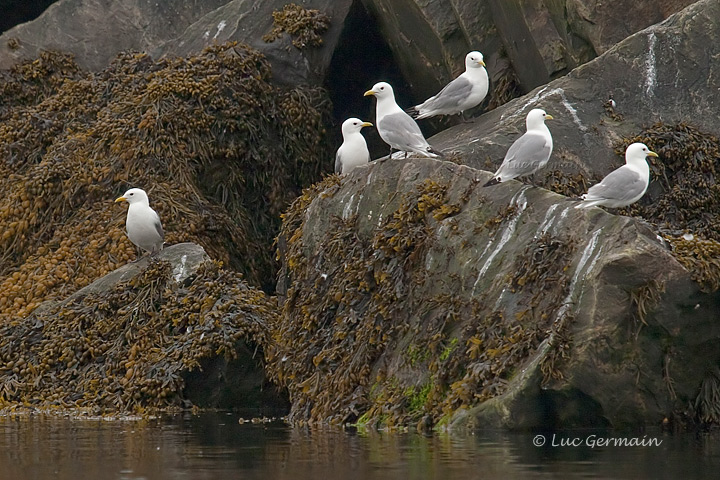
[0,243,287,413]
[0,0,353,87]
[0,0,231,71]
[360,0,695,101]
[431,0,720,189]
[156,0,354,87]
[269,156,719,429]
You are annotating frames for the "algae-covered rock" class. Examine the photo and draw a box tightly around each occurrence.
[0,0,354,88]
[270,157,720,429]
[0,41,332,319]
[0,243,286,413]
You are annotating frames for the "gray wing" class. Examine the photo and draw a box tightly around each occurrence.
[585,166,644,203]
[153,211,165,241]
[379,112,428,149]
[334,150,342,174]
[421,77,473,111]
[496,132,551,177]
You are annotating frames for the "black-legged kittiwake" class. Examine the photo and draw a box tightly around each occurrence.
[484,108,554,187]
[364,81,443,158]
[575,142,657,209]
[335,118,373,175]
[115,188,165,256]
[411,51,489,121]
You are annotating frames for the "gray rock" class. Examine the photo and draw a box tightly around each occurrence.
[0,0,353,87]
[431,0,720,187]
[0,0,232,71]
[361,0,695,101]
[273,155,718,428]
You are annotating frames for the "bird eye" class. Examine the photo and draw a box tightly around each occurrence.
[380,86,384,90]
[129,193,134,196]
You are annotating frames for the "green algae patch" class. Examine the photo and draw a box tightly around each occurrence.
[263,3,331,49]
[0,42,333,320]
[0,260,277,414]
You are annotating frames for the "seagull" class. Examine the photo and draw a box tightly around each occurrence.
[484,108,554,187]
[335,118,373,175]
[575,143,658,209]
[364,81,443,158]
[115,188,165,256]
[410,51,489,121]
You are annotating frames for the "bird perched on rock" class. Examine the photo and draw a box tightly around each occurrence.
[410,51,489,122]
[115,188,165,257]
[575,143,657,209]
[335,118,373,175]
[364,81,443,158]
[484,108,554,187]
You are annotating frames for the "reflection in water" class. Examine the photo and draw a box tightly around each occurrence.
[0,413,718,479]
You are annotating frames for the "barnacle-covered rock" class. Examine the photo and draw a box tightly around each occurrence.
[0,243,287,414]
[270,156,720,430]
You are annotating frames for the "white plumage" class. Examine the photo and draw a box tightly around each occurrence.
[364,81,442,158]
[115,188,165,255]
[411,51,489,120]
[335,118,372,175]
[484,108,554,186]
[576,143,657,209]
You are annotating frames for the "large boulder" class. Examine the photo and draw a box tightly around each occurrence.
[430,0,720,192]
[0,243,288,413]
[360,0,696,104]
[0,0,353,86]
[268,156,718,429]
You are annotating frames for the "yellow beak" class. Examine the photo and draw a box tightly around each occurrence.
[545,114,554,120]
[364,90,375,97]
[114,196,126,203]
[361,122,373,127]
[479,60,486,67]
[647,151,659,158]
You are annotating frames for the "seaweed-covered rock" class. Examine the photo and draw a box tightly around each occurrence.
[269,157,720,429]
[0,0,354,87]
[0,41,332,319]
[0,243,287,413]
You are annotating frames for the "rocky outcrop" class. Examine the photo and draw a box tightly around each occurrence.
[0,243,288,413]
[0,0,353,86]
[431,0,720,190]
[361,0,696,102]
[267,0,720,430]
[269,155,718,429]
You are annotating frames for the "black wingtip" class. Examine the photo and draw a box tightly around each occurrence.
[427,146,444,158]
[483,177,500,187]
[406,106,420,118]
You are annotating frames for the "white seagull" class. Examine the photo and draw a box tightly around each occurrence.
[411,51,489,121]
[364,81,443,158]
[484,108,554,186]
[335,118,373,175]
[115,188,165,256]
[575,143,658,209]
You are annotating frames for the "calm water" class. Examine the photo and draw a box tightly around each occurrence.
[0,413,718,479]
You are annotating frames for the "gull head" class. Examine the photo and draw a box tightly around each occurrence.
[364,81,394,100]
[526,108,553,129]
[341,118,373,137]
[115,187,150,206]
[466,51,486,69]
[625,142,658,163]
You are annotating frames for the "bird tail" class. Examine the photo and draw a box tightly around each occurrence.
[483,177,500,187]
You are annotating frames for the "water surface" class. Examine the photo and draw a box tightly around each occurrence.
[0,413,717,479]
